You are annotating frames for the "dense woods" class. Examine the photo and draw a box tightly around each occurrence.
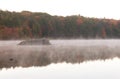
[0,10,120,39]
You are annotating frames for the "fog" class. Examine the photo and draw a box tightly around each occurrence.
[0,39,120,68]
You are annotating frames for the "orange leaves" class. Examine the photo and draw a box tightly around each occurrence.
[0,27,17,39]
[76,18,83,26]
[108,19,118,26]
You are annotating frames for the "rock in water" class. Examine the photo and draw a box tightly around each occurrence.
[18,38,51,45]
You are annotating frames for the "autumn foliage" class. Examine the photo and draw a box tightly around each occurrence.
[0,10,120,39]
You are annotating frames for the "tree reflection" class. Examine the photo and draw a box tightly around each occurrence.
[0,45,120,69]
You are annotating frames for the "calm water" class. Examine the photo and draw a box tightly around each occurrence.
[0,58,120,79]
[0,39,120,79]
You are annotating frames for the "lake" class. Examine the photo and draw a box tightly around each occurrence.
[0,39,120,79]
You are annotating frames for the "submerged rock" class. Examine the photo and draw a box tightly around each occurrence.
[18,38,51,45]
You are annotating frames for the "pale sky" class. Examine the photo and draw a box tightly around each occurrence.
[0,0,120,19]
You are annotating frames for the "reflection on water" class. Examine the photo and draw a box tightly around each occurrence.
[0,40,120,68]
[0,58,120,79]
[0,40,120,79]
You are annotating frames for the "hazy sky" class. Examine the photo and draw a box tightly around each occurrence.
[0,0,120,19]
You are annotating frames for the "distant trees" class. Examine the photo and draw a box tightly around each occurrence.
[0,10,120,39]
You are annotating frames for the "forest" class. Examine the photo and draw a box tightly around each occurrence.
[0,10,120,39]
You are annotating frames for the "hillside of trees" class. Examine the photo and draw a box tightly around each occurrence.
[0,10,120,39]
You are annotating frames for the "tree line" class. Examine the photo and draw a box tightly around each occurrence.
[0,10,120,39]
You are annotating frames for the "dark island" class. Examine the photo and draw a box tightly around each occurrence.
[18,38,51,45]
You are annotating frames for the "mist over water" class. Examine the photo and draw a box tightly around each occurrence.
[0,39,120,68]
